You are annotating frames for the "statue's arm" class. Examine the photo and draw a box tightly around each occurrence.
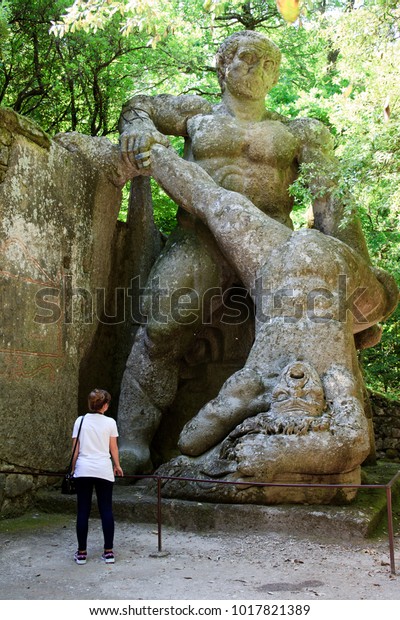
[293,118,371,262]
[119,94,212,169]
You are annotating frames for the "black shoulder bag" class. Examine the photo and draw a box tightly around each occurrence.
[61,415,85,495]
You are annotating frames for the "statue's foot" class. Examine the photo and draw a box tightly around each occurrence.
[119,443,153,477]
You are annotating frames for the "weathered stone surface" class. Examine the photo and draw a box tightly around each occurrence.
[0,107,51,149]
[0,108,145,514]
[4,474,33,498]
[116,31,398,505]
[77,176,163,417]
[150,143,397,503]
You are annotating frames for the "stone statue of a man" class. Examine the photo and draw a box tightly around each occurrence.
[117,30,397,481]
[143,142,397,502]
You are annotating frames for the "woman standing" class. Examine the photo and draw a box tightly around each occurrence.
[71,389,123,565]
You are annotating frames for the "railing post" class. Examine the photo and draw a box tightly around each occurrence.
[157,476,162,553]
[386,485,396,575]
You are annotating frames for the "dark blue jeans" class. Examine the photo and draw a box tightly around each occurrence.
[75,477,114,551]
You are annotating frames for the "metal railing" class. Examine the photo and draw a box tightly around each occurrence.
[123,470,400,575]
[1,468,399,575]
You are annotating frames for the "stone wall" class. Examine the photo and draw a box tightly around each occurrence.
[371,393,400,461]
[0,108,160,516]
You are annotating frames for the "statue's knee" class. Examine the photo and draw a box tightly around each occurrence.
[125,322,170,363]
[145,320,194,357]
[145,321,169,348]
[147,294,202,344]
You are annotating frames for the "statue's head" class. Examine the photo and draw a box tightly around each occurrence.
[216,31,281,99]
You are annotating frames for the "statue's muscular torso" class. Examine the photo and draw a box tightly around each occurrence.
[186,106,300,229]
[119,94,333,235]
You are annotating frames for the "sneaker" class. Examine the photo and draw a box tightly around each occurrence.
[74,550,87,565]
[101,551,115,564]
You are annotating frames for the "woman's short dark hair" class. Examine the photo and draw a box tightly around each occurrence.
[88,389,111,412]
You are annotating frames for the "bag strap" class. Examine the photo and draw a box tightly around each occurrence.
[68,415,85,472]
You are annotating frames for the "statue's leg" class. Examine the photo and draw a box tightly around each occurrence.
[117,225,230,474]
[178,366,270,456]
[148,146,396,475]
[178,230,393,461]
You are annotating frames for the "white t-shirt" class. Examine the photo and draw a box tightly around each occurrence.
[72,413,119,482]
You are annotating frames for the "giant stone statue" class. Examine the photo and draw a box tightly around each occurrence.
[117,31,398,503]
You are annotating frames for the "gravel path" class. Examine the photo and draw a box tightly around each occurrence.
[0,512,399,601]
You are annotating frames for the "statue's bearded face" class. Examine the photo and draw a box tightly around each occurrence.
[223,42,278,100]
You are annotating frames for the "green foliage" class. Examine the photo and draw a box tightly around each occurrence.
[117,182,131,223]
[118,136,183,233]
[288,162,314,228]
[117,180,178,236]
[150,180,178,236]
[151,135,182,234]
[0,1,10,42]
[0,1,288,135]
[50,0,186,42]
[360,308,400,398]
[0,0,156,135]
[315,4,400,397]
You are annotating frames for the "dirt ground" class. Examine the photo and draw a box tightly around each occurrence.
[0,511,399,602]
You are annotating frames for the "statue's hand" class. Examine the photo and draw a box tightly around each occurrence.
[119,127,170,170]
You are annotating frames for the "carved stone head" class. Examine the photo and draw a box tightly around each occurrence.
[270,361,326,417]
[215,31,281,98]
